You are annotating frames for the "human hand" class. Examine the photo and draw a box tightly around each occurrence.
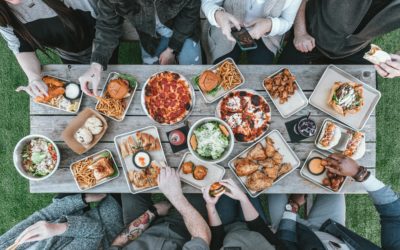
[159,48,176,65]
[78,62,102,96]
[202,185,222,206]
[246,18,272,40]
[215,10,241,42]
[84,193,106,203]
[153,201,172,216]
[219,179,247,202]
[293,32,315,53]
[325,153,361,177]
[16,221,67,244]
[158,166,183,202]
[289,194,305,208]
[375,54,400,79]
[16,79,48,98]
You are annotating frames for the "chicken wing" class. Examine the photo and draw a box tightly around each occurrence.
[278,163,292,177]
[234,158,259,176]
[247,143,266,161]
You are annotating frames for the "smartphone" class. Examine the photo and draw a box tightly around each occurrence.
[231,27,257,51]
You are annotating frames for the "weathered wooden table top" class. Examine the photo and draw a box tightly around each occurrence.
[30,64,377,194]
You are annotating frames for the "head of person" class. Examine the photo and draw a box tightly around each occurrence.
[0,0,86,51]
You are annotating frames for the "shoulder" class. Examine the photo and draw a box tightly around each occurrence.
[283,0,302,10]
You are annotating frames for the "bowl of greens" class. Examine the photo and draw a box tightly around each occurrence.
[13,134,60,181]
[188,117,234,164]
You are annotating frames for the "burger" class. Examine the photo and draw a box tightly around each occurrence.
[363,44,391,65]
[209,182,226,197]
[107,78,130,99]
[328,81,364,116]
[198,70,220,93]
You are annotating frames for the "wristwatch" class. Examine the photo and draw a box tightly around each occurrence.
[353,166,371,182]
[148,205,159,218]
[285,200,299,213]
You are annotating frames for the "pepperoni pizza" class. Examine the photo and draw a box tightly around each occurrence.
[144,71,193,125]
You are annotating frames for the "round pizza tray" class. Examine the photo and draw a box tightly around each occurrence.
[215,88,271,143]
[141,71,196,126]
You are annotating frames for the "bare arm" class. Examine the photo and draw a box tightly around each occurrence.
[292,0,315,53]
[293,0,308,37]
[15,52,42,82]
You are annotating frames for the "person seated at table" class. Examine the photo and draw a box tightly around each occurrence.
[268,153,400,249]
[110,166,211,250]
[79,0,202,96]
[202,179,282,250]
[201,0,302,64]
[278,0,400,66]
[0,194,123,250]
[0,0,116,98]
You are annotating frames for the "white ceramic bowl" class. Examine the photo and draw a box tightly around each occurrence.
[188,117,234,164]
[13,134,60,181]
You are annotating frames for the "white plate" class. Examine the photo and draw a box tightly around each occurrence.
[114,126,167,194]
[141,71,195,125]
[178,152,226,190]
[315,118,366,159]
[34,75,83,114]
[195,58,245,104]
[300,150,348,193]
[309,65,380,130]
[262,68,308,118]
[228,129,300,197]
[96,72,137,122]
[69,149,119,191]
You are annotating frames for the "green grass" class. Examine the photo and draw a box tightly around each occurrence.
[1,31,399,246]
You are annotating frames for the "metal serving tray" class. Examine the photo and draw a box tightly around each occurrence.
[309,65,380,130]
[262,68,308,118]
[194,58,245,104]
[95,72,137,122]
[178,152,226,190]
[70,149,119,191]
[114,126,167,194]
[300,149,348,193]
[228,129,300,197]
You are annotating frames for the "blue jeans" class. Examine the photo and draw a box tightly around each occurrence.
[141,36,202,65]
[216,195,268,225]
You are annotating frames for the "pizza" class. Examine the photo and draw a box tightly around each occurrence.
[144,71,193,124]
[218,90,271,142]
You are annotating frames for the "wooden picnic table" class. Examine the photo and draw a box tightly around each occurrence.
[30,64,377,194]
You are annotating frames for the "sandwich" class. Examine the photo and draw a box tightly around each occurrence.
[198,70,220,93]
[363,44,391,65]
[317,122,342,150]
[209,182,226,197]
[328,82,364,116]
[89,157,114,181]
[344,132,365,160]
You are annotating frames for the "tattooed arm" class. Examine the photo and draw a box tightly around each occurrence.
[111,210,156,247]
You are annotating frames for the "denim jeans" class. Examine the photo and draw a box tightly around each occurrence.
[140,36,202,65]
[216,195,268,225]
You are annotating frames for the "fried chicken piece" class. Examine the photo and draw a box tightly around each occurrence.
[247,143,266,161]
[258,158,275,168]
[263,165,279,179]
[42,76,65,87]
[322,177,331,187]
[181,161,194,174]
[234,158,259,176]
[193,165,208,180]
[272,151,283,164]
[246,171,274,192]
[278,163,292,177]
[34,87,65,103]
[264,137,276,158]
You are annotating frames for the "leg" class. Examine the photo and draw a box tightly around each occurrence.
[140,36,170,65]
[216,195,240,225]
[121,193,153,226]
[267,194,289,230]
[213,44,242,64]
[177,38,202,65]
[246,39,275,65]
[96,195,124,244]
[307,194,346,230]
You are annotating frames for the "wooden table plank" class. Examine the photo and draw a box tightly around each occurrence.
[30,64,377,194]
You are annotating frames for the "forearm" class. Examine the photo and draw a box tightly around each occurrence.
[112,210,156,247]
[201,0,224,27]
[15,52,42,82]
[293,0,308,36]
[269,0,302,37]
[171,195,211,245]
[206,204,222,226]
[240,197,259,221]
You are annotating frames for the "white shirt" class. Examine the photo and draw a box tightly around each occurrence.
[201,0,302,37]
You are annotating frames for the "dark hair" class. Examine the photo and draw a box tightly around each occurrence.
[0,0,85,52]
